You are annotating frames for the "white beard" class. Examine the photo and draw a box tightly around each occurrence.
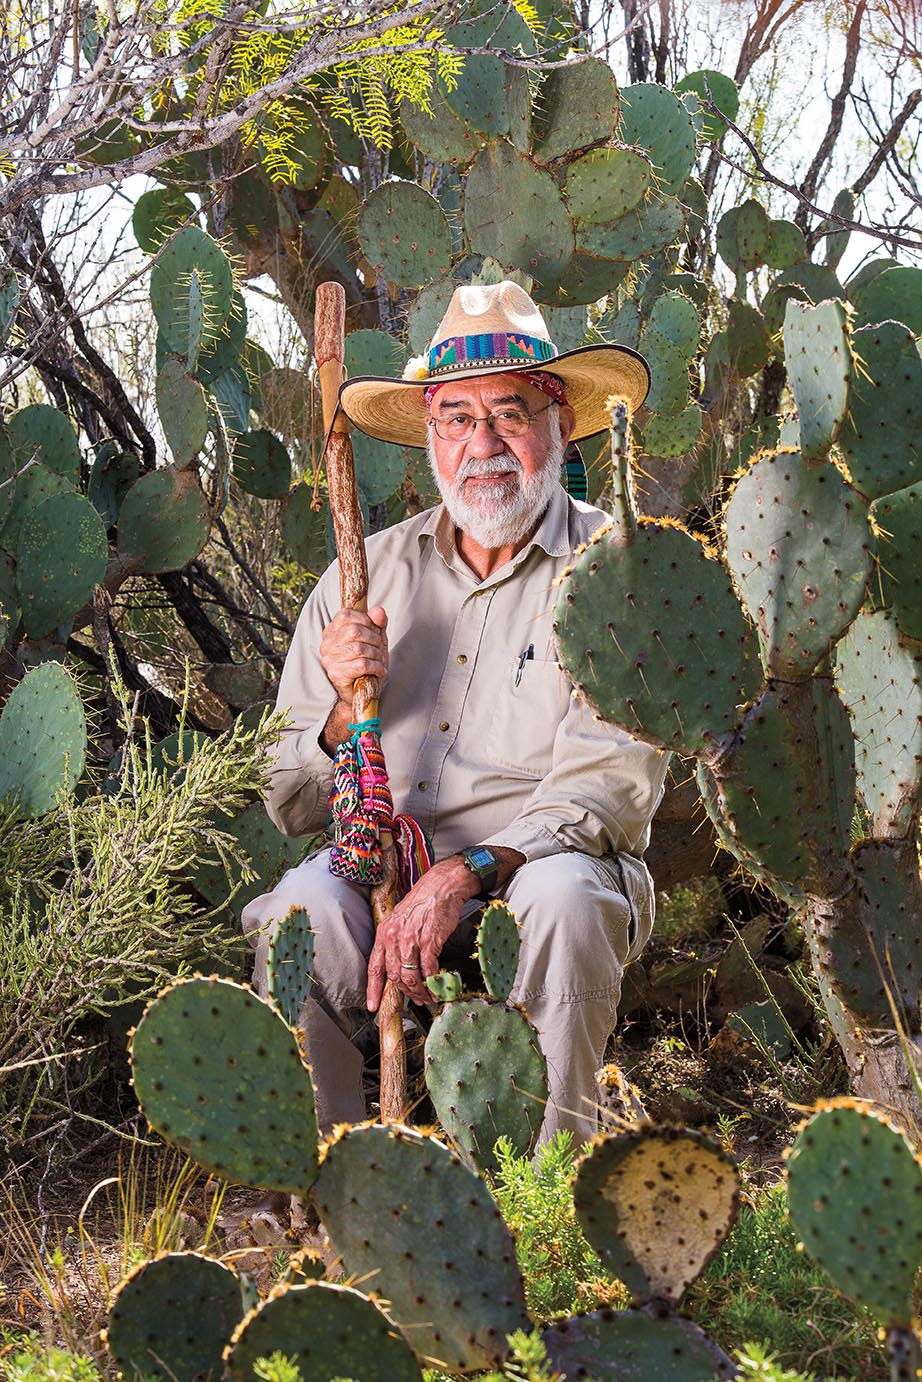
[428,410,565,549]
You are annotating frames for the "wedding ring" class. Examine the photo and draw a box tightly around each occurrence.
[400,961,419,970]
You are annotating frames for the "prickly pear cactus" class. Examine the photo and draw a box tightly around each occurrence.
[130,976,320,1194]
[0,661,86,816]
[785,1101,922,1329]
[266,905,314,1026]
[543,1305,737,1381]
[476,900,520,1000]
[106,1252,244,1381]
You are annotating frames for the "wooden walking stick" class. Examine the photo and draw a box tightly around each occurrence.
[314,280,407,1122]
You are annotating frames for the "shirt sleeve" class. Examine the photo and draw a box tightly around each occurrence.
[263,566,341,838]
[479,691,671,863]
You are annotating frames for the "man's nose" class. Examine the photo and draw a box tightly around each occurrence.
[466,415,507,456]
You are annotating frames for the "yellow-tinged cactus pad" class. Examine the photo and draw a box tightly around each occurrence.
[786,1100,922,1329]
[573,1126,740,1305]
[107,1251,243,1380]
[225,1281,422,1381]
[130,977,320,1195]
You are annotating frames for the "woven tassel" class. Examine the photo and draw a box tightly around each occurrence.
[393,814,435,898]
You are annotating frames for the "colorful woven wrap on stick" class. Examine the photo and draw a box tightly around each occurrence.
[329,717,434,896]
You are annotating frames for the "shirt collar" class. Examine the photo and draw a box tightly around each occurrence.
[419,483,572,566]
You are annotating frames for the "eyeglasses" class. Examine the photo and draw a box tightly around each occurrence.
[428,399,555,442]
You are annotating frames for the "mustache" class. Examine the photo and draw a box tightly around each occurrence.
[456,454,523,482]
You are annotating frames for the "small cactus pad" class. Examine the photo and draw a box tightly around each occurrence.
[573,1126,740,1305]
[0,661,86,817]
[132,186,198,253]
[783,298,853,460]
[717,199,771,271]
[531,57,620,162]
[399,83,481,166]
[642,404,702,459]
[839,322,922,500]
[424,998,547,1172]
[107,1252,243,1381]
[873,480,922,640]
[618,83,697,194]
[565,146,654,225]
[638,326,691,415]
[476,900,521,1000]
[725,448,874,679]
[117,465,212,573]
[543,1305,737,1380]
[224,1281,422,1382]
[130,977,320,1194]
[88,443,140,528]
[647,291,700,355]
[575,193,685,263]
[313,1123,529,1372]
[16,490,108,638]
[232,429,291,500]
[357,180,452,288]
[786,1101,922,1327]
[8,403,81,481]
[765,217,807,269]
[702,678,855,890]
[150,226,234,364]
[725,300,772,377]
[426,970,464,1003]
[278,483,329,572]
[835,609,922,838]
[463,141,574,285]
[266,906,314,1027]
[674,69,739,141]
[554,522,758,756]
[156,358,209,467]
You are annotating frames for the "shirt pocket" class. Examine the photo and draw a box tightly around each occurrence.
[484,653,570,776]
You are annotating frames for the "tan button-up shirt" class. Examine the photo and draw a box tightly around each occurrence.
[266,485,668,865]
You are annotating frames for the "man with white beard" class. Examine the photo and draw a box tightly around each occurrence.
[242,282,669,1143]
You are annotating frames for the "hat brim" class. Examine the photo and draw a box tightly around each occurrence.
[337,343,650,449]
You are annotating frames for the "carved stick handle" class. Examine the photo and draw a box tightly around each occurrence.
[315,282,406,1122]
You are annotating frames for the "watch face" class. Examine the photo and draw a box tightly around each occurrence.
[469,847,495,870]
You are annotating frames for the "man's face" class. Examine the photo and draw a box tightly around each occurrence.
[426,374,575,549]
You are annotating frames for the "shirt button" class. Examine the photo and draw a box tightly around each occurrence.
[418,780,429,791]
[457,654,467,664]
[439,721,449,732]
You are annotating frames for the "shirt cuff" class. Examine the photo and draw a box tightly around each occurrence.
[478,819,564,865]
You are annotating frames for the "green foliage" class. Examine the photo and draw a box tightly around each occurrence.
[489,1132,613,1320]
[2,1343,103,1382]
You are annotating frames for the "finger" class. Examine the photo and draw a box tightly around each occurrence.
[368,605,388,629]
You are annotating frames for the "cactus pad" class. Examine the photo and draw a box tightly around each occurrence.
[717,200,771,271]
[574,1127,738,1305]
[618,83,696,194]
[150,227,234,366]
[225,1281,422,1381]
[130,977,320,1194]
[873,480,922,640]
[278,483,328,572]
[426,970,464,1002]
[476,900,521,1000]
[117,465,212,573]
[531,57,620,161]
[107,1252,243,1381]
[156,358,208,468]
[840,323,922,500]
[576,194,685,263]
[638,326,691,415]
[701,678,855,890]
[358,180,452,289]
[0,661,86,817]
[835,609,922,837]
[674,69,739,141]
[8,403,81,482]
[313,1123,529,1371]
[132,186,198,254]
[543,1306,737,1380]
[851,264,922,333]
[16,491,108,638]
[555,522,757,756]
[267,906,314,1027]
[88,443,140,529]
[853,839,922,1015]
[783,299,853,460]
[232,429,291,500]
[441,6,534,143]
[765,218,807,269]
[565,147,654,225]
[725,300,772,377]
[464,141,574,284]
[425,998,547,1171]
[786,1101,922,1327]
[725,448,874,679]
[647,291,700,355]
[642,405,702,458]
[399,84,481,166]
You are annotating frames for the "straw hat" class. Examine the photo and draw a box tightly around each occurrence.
[338,281,650,448]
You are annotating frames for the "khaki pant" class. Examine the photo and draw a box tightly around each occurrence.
[242,848,653,1144]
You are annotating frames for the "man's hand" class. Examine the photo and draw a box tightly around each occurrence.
[319,605,388,753]
[366,857,479,1010]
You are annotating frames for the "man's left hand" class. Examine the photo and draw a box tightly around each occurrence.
[366,857,478,1011]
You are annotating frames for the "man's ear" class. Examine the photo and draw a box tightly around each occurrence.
[558,404,576,446]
